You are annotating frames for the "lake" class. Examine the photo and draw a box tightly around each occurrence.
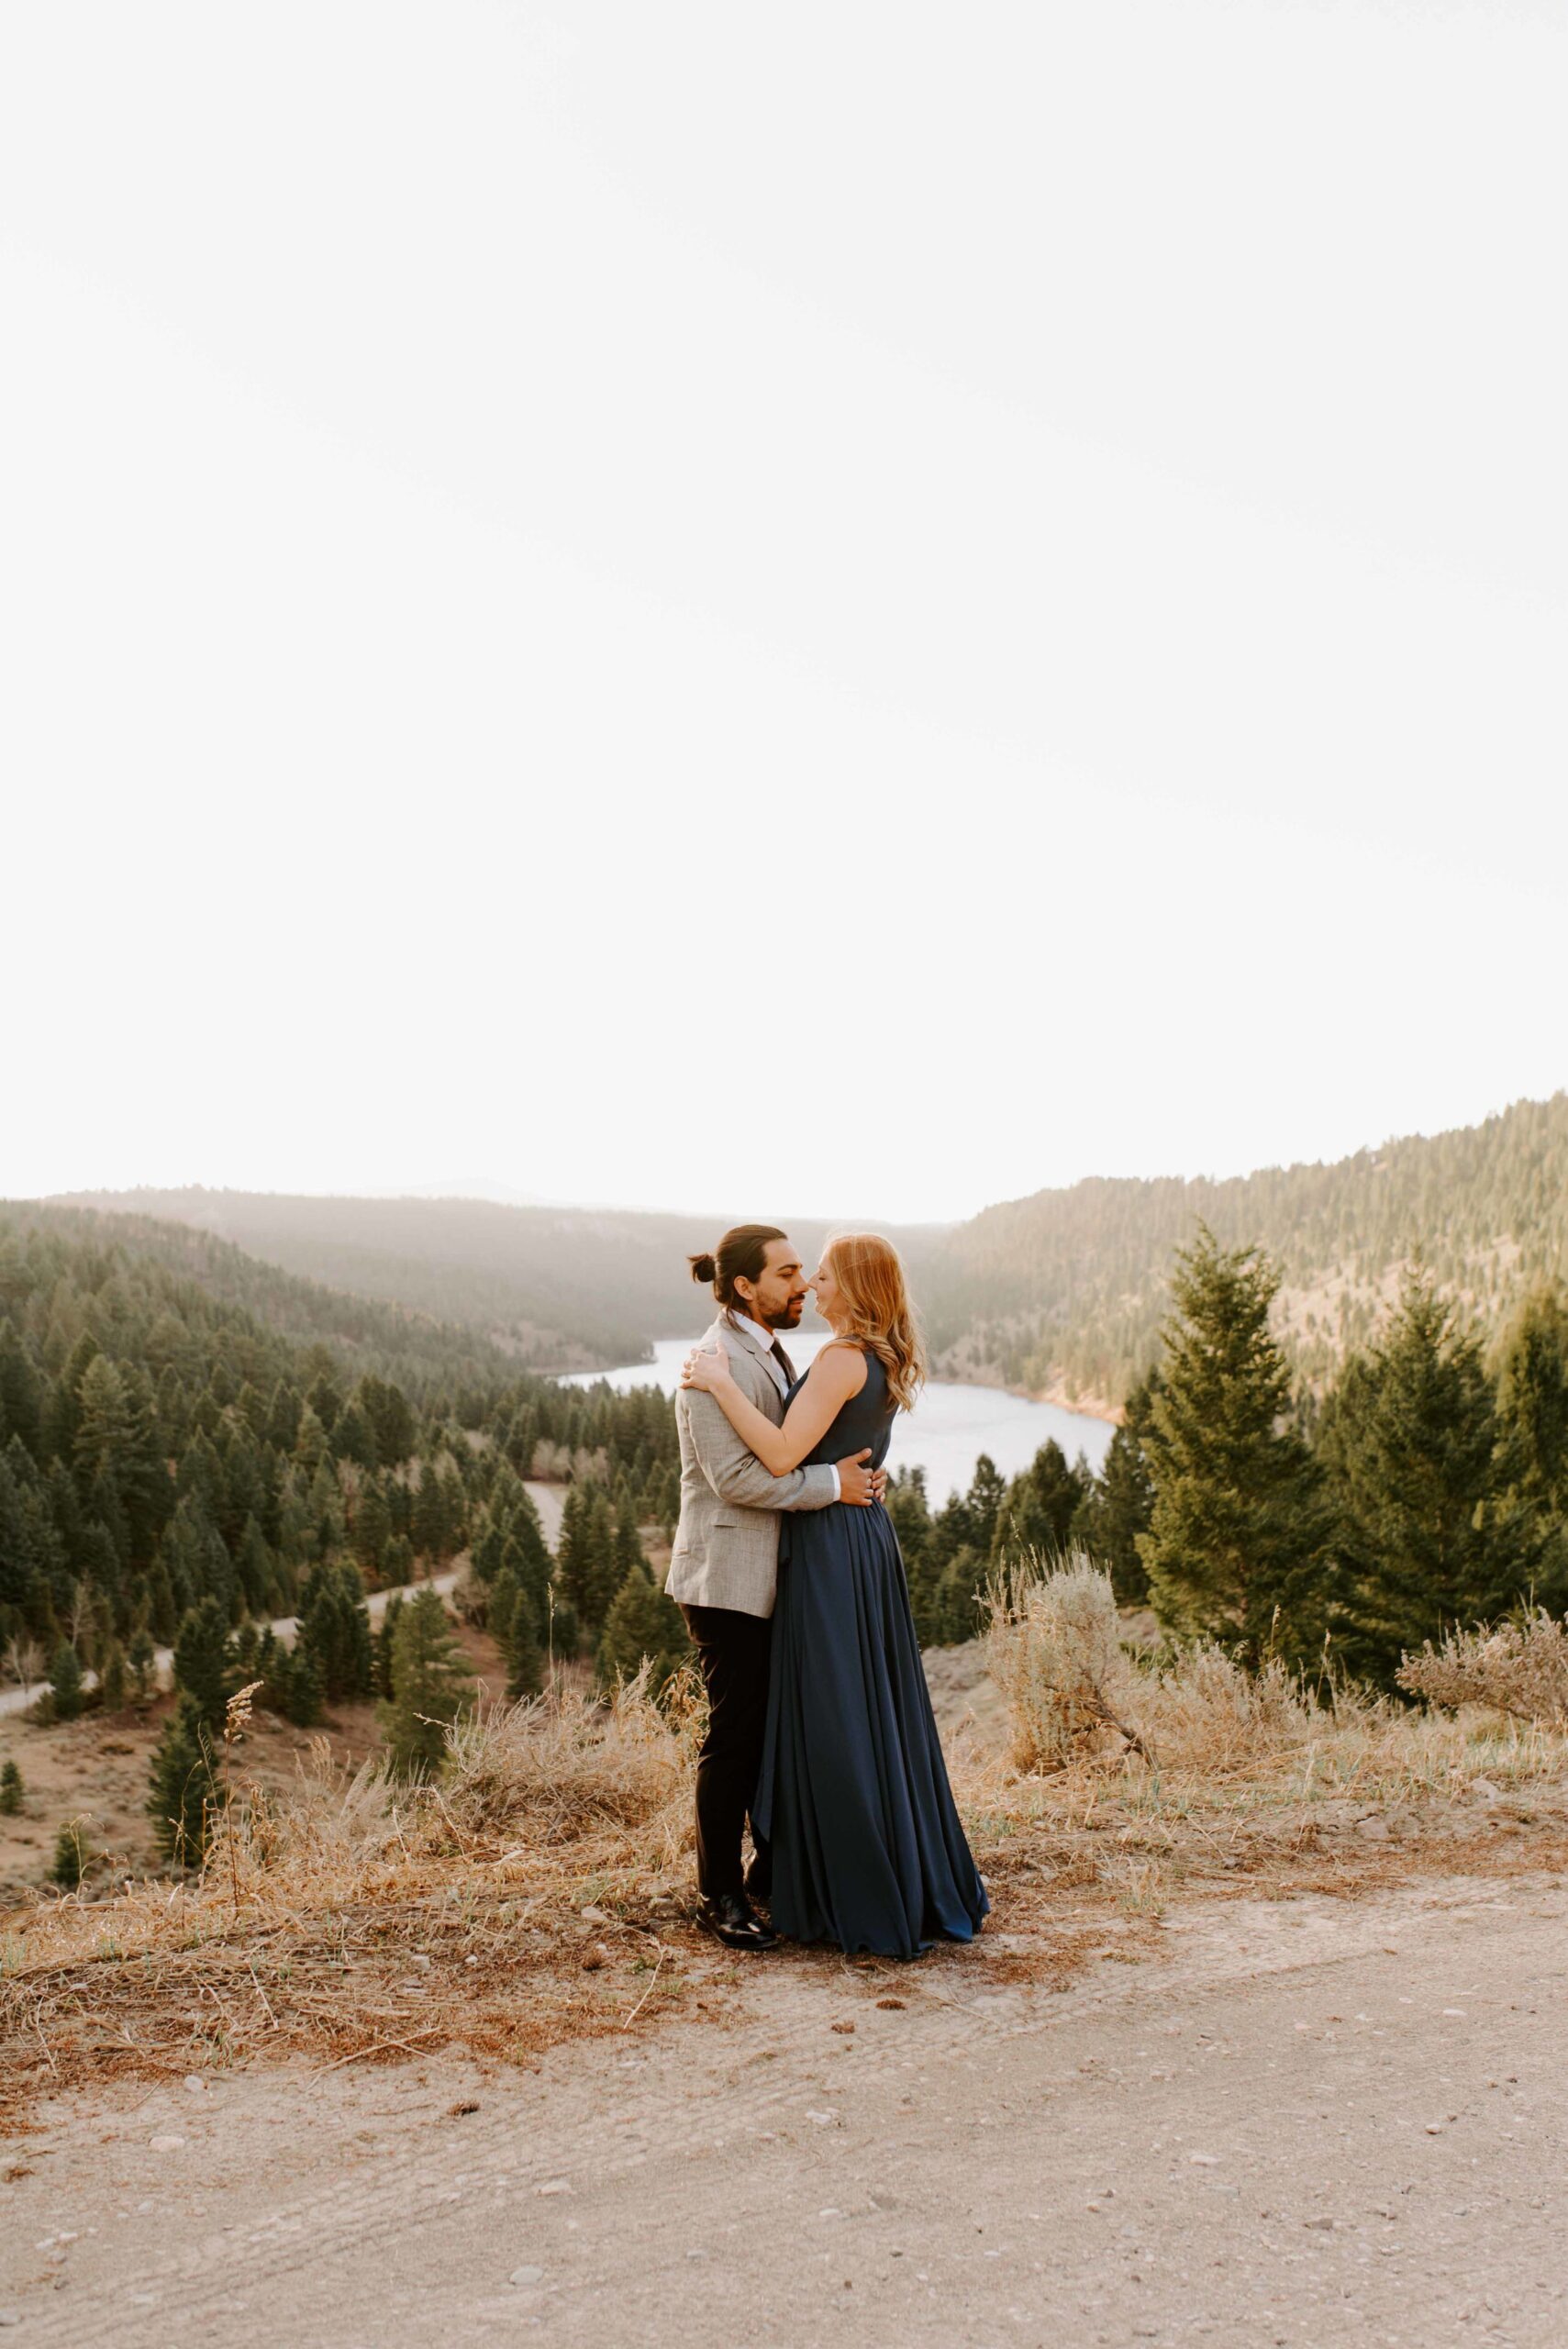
[559,1334,1115,1499]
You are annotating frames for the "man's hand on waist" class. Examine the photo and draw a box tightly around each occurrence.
[836,1449,887,1507]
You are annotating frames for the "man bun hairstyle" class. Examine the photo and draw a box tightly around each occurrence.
[688,1224,787,1310]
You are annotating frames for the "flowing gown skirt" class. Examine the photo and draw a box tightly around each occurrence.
[754,1503,989,1959]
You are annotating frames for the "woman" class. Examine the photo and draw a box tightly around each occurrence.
[682,1231,987,1960]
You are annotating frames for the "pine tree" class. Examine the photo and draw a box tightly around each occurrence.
[379,1586,469,1779]
[352,1478,393,1583]
[147,1694,219,1864]
[411,1462,450,1564]
[144,1555,179,1644]
[295,1560,373,1703]
[968,1453,1007,1553]
[1318,1271,1535,1682]
[304,1370,343,1435]
[272,1639,324,1726]
[1074,1370,1162,1604]
[373,1592,404,1700]
[502,1506,553,1623]
[0,1759,23,1815]
[1139,1228,1329,1660]
[0,1322,44,1460]
[50,1817,91,1887]
[357,1375,416,1466]
[595,1557,690,1695]
[934,1545,986,1643]
[293,1406,330,1477]
[613,1494,649,1581]
[99,1637,128,1713]
[487,1564,520,1652]
[991,1441,1087,1567]
[236,1515,274,1614]
[556,1486,617,1640]
[172,1595,235,1731]
[1496,1286,1568,1609]
[72,1354,133,1489]
[505,1595,544,1700]
[128,1622,156,1700]
[266,1380,303,1453]
[50,1640,84,1720]
[331,1401,379,1471]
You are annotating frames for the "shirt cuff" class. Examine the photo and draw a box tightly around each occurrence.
[828,1464,840,1501]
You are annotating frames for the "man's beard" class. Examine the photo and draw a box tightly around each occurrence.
[766,1297,806,1330]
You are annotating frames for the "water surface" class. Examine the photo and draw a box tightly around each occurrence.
[560,1333,1113,1499]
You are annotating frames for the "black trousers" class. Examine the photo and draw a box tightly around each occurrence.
[680,1602,772,1900]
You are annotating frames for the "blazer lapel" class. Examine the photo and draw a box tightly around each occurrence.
[723,1316,789,1404]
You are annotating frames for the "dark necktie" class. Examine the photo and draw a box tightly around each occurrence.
[769,1339,796,1388]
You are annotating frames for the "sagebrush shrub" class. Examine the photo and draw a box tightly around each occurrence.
[984,1550,1148,1771]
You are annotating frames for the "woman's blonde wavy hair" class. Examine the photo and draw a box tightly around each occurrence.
[822,1231,927,1412]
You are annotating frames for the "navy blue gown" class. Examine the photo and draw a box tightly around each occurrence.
[752,1351,989,1959]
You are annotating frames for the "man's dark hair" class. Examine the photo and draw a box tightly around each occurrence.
[688,1224,787,1310]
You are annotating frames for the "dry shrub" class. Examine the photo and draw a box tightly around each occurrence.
[986,1550,1340,1781]
[984,1552,1150,1770]
[1141,1643,1321,1776]
[1397,1609,1568,1727]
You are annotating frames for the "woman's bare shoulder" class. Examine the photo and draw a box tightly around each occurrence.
[807,1340,869,1392]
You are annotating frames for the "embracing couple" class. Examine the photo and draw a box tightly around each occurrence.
[667,1223,987,1961]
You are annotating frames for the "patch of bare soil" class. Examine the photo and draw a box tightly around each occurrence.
[0,1622,513,1906]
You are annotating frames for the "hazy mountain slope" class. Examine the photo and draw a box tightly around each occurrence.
[42,1091,1568,1401]
[2,1201,523,1397]
[44,1190,943,1372]
[922,1091,1568,1404]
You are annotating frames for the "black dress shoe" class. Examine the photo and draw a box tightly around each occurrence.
[697,1892,778,1951]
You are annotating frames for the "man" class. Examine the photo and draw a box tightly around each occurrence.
[668,1223,885,1950]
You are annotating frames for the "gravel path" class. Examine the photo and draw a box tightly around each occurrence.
[3,1870,1563,2344]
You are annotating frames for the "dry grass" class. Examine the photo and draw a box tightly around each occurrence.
[7,1595,1568,2130]
[972,1557,1568,1931]
[0,1666,704,2128]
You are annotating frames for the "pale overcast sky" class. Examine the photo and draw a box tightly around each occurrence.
[3,3,1562,1224]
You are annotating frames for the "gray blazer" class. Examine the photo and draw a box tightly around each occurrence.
[666,1315,838,1619]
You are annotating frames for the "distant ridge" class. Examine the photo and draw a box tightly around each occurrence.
[41,1092,1568,1403]
[39,1187,940,1375]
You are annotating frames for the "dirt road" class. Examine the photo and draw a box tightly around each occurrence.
[3,1871,1563,2345]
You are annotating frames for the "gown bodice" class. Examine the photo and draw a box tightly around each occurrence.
[789,1347,897,1472]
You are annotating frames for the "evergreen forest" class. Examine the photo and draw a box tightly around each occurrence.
[0,1205,683,1750]
[5,1189,1566,1826]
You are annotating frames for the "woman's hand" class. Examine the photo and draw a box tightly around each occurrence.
[681,1344,736,1395]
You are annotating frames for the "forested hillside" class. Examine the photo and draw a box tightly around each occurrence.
[921,1092,1568,1405]
[43,1091,1568,1408]
[0,1207,681,1697]
[48,1190,941,1373]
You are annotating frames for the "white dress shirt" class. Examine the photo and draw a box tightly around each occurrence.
[732,1314,841,1500]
